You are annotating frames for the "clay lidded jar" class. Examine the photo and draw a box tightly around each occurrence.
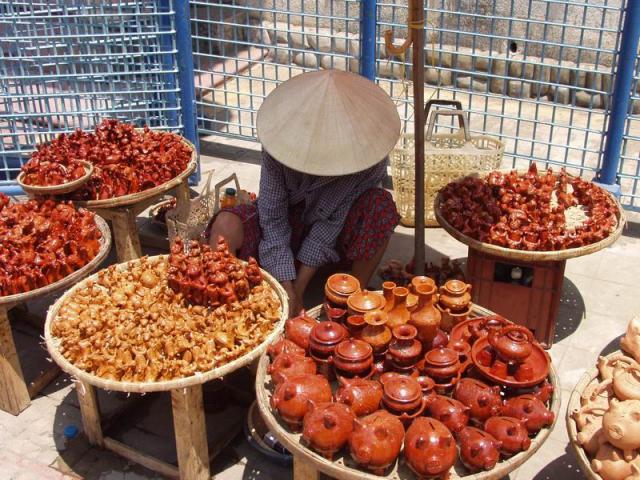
[349,410,405,475]
[404,417,456,479]
[268,353,317,385]
[267,338,305,360]
[484,416,531,456]
[333,339,374,378]
[308,321,348,360]
[454,377,503,422]
[380,373,423,415]
[270,374,332,431]
[457,426,502,472]
[387,324,422,371]
[360,310,392,357]
[325,273,360,308]
[347,290,386,316]
[488,325,534,365]
[408,283,442,346]
[386,286,412,328]
[439,279,472,313]
[382,281,396,313]
[422,347,461,382]
[335,377,383,417]
[284,310,317,350]
[302,401,355,460]
[502,393,555,434]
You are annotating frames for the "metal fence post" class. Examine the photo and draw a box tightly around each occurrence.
[359,0,377,80]
[597,0,640,195]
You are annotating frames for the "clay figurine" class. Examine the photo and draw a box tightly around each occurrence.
[592,443,638,480]
[284,310,316,350]
[582,379,615,410]
[349,410,405,475]
[427,395,471,433]
[267,338,305,359]
[502,394,555,434]
[613,364,640,401]
[598,354,638,381]
[454,377,503,422]
[404,418,456,479]
[457,426,502,472]
[621,316,640,363]
[302,401,355,459]
[270,374,332,431]
[603,399,640,461]
[335,377,383,417]
[484,416,531,456]
[626,464,640,480]
[573,407,607,456]
[268,353,317,385]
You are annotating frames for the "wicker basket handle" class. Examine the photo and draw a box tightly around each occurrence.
[425,109,471,143]
[213,173,241,213]
[423,99,463,126]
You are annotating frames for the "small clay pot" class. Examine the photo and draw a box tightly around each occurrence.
[267,338,305,360]
[270,374,332,431]
[438,279,472,313]
[438,304,471,333]
[422,347,461,382]
[325,273,360,307]
[308,321,347,359]
[302,401,355,459]
[502,394,555,434]
[447,338,472,361]
[386,286,412,328]
[410,275,436,294]
[387,324,422,371]
[284,310,317,350]
[454,377,503,423]
[404,417,456,479]
[347,290,386,316]
[488,325,534,365]
[268,353,317,385]
[457,426,502,472]
[323,302,348,323]
[345,315,366,338]
[361,310,392,356]
[335,377,383,417]
[431,329,449,349]
[380,373,425,421]
[484,416,531,456]
[349,410,405,475]
[602,399,640,461]
[591,443,638,480]
[333,339,374,378]
[427,395,471,433]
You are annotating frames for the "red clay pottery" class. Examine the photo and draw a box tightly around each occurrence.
[387,324,422,373]
[308,321,347,359]
[268,353,317,385]
[347,290,385,316]
[447,338,472,362]
[284,310,316,350]
[380,373,425,423]
[427,395,470,433]
[484,416,531,456]
[621,316,640,363]
[410,275,436,294]
[467,315,511,343]
[335,377,382,417]
[361,310,392,357]
[325,273,360,307]
[349,410,405,475]
[592,443,638,480]
[502,394,554,434]
[386,286,412,328]
[333,339,374,378]
[409,283,441,346]
[270,374,332,431]
[267,338,305,359]
[404,418,456,479]
[603,399,640,461]
[302,401,355,459]
[454,377,503,422]
[489,325,534,365]
[417,375,437,403]
[422,347,461,383]
[323,302,347,323]
[457,426,502,472]
[439,279,472,313]
[613,364,640,400]
[531,380,555,403]
[345,315,366,338]
[432,329,448,349]
[438,304,471,333]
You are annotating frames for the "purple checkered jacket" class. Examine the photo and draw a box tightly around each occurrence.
[258,150,387,282]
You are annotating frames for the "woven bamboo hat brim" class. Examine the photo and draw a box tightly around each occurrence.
[256,69,401,176]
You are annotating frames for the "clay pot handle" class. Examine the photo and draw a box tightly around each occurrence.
[498,325,534,343]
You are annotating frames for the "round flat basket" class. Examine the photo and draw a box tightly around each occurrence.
[0,215,111,308]
[18,161,94,197]
[255,303,561,480]
[44,255,288,393]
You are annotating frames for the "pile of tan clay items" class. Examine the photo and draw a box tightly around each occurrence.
[266,273,555,478]
[50,254,281,383]
[378,257,465,287]
[0,195,102,296]
[439,163,619,251]
[571,316,640,480]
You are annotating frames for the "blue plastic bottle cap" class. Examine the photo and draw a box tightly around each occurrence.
[225,187,237,196]
[63,425,79,439]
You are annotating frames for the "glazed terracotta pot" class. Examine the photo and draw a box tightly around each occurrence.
[335,377,383,417]
[333,339,374,378]
[427,395,471,433]
[360,310,392,357]
[386,286,412,328]
[408,283,441,346]
[387,324,422,371]
[439,279,472,313]
[325,273,360,308]
[349,410,405,475]
[602,399,640,461]
[347,290,386,316]
[422,347,461,382]
[457,426,502,472]
[270,374,332,431]
[404,417,456,479]
[267,338,305,360]
[502,394,554,434]
[268,353,317,385]
[302,401,355,459]
[323,302,348,323]
[453,377,503,422]
[484,416,531,456]
[613,364,640,401]
[284,310,317,350]
[308,321,347,359]
[592,443,638,480]
[488,325,534,365]
[380,373,425,422]
[345,315,366,338]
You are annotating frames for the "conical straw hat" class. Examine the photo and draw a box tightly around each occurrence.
[257,69,401,176]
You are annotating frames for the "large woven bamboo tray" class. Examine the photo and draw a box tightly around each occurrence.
[44,255,288,393]
[0,215,112,308]
[255,303,561,480]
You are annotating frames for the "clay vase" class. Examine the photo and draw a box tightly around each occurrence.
[386,286,412,328]
[270,374,332,431]
[309,321,348,360]
[361,310,392,358]
[422,347,462,390]
[439,279,472,313]
[349,410,405,475]
[380,373,425,423]
[614,365,640,400]
[347,290,386,317]
[284,310,317,350]
[333,339,374,378]
[382,281,396,313]
[302,401,355,459]
[427,395,471,434]
[268,353,317,385]
[502,394,555,434]
[408,283,441,346]
[484,416,531,456]
[603,399,640,460]
[454,378,503,422]
[620,316,640,363]
[335,377,383,417]
[387,324,422,373]
[592,443,638,480]
[404,417,456,479]
[457,426,502,472]
[345,315,366,338]
[267,338,305,360]
[325,273,360,308]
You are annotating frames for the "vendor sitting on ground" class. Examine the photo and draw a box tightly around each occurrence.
[206,70,402,314]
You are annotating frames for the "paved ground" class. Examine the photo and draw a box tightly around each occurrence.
[1,140,640,479]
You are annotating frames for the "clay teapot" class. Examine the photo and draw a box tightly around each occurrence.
[335,377,382,417]
[457,426,502,472]
[427,395,471,433]
[380,373,425,421]
[267,338,305,359]
[468,315,511,343]
[268,353,317,385]
[404,418,456,479]
[614,364,640,400]
[349,410,405,475]
[270,374,332,430]
[325,273,360,307]
[484,416,531,456]
[301,401,355,460]
[360,310,392,357]
[454,378,503,422]
[347,290,386,316]
[592,443,638,480]
[284,310,316,350]
[308,321,348,359]
[422,347,462,383]
[386,286,412,328]
[598,354,638,381]
[488,325,534,365]
[333,339,374,378]
[603,399,640,461]
[621,316,640,363]
[439,279,472,313]
[502,394,555,434]
[408,283,442,346]
[387,324,422,372]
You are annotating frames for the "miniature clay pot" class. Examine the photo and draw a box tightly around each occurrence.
[349,410,405,475]
[613,364,640,400]
[427,395,471,433]
[284,310,317,350]
[386,286,412,328]
[387,324,422,371]
[335,377,383,417]
[408,283,442,346]
[592,443,638,480]
[453,377,503,422]
[438,279,472,313]
[488,325,534,365]
[457,426,502,472]
[361,310,392,356]
[597,354,638,381]
[333,339,374,378]
[325,273,360,307]
[268,353,317,385]
[302,401,355,460]
[346,315,366,338]
[404,417,456,479]
[620,316,640,364]
[484,416,531,456]
[323,302,347,323]
[380,373,425,420]
[422,347,461,382]
[603,399,640,461]
[308,321,347,359]
[347,290,386,316]
[502,394,555,434]
[270,374,332,431]
[438,304,471,333]
[417,375,437,403]
[267,338,305,359]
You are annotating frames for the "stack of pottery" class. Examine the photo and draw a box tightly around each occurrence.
[437,279,473,332]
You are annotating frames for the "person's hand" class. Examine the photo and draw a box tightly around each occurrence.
[282,281,302,317]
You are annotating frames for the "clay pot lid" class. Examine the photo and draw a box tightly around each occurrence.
[382,375,422,403]
[335,339,373,360]
[424,347,459,367]
[326,274,360,295]
[347,290,385,312]
[311,321,347,344]
[443,279,467,294]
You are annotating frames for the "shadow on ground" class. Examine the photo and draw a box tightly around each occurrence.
[554,277,586,343]
[531,443,589,480]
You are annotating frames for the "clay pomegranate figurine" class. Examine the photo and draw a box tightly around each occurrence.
[335,377,382,417]
[613,364,640,401]
[284,310,317,350]
[484,417,531,456]
[325,273,360,308]
[349,410,405,475]
[502,394,554,434]
[347,290,386,316]
[268,353,317,385]
[380,373,425,423]
[408,283,442,346]
[592,443,638,480]
[404,418,456,479]
[454,378,503,422]
[386,286,412,328]
[333,339,374,378]
[457,426,502,472]
[427,395,471,433]
[267,338,305,359]
[439,279,472,312]
[603,399,640,461]
[270,374,332,431]
[302,401,355,459]
[621,316,640,363]
[387,324,422,373]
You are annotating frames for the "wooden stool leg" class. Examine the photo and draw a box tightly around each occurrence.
[171,385,210,480]
[0,306,30,415]
[76,381,104,446]
[293,455,320,480]
[111,208,142,262]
